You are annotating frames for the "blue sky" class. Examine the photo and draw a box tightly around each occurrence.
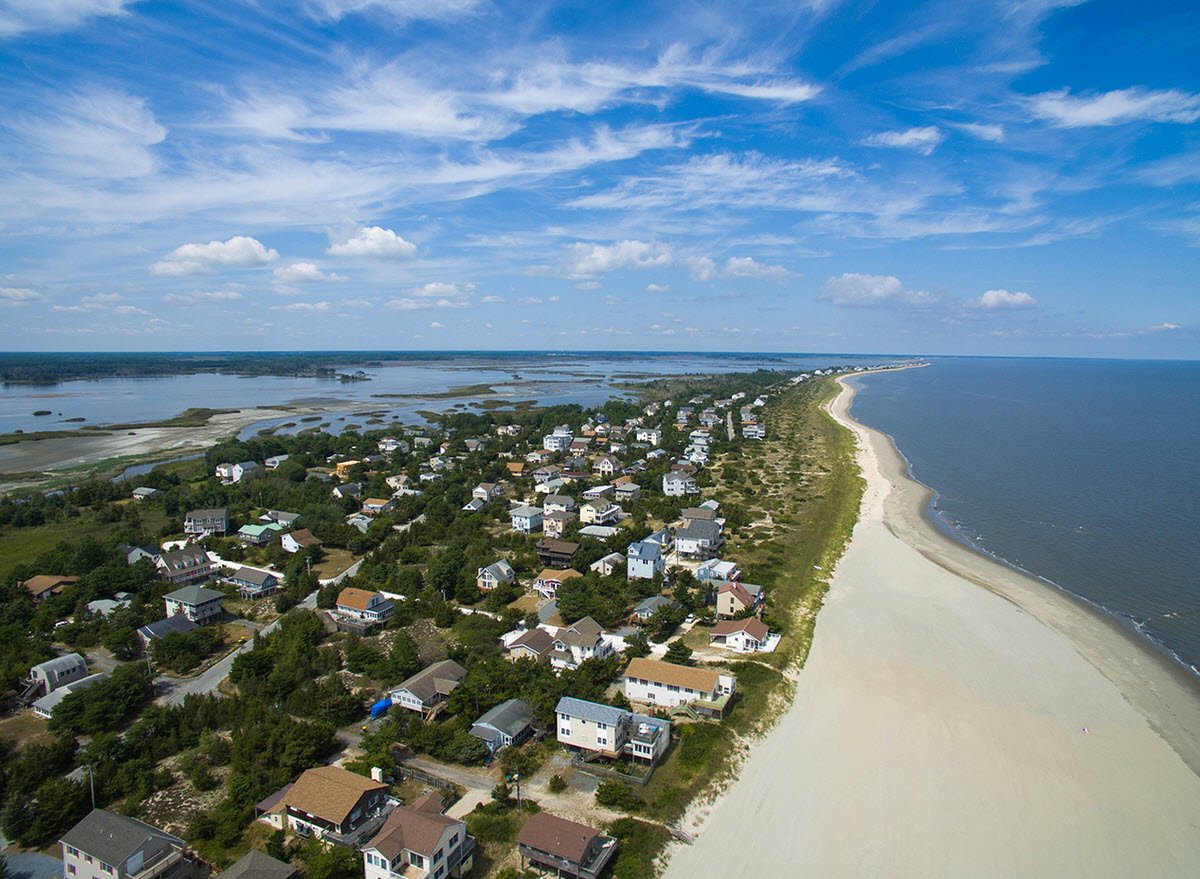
[0,0,1197,357]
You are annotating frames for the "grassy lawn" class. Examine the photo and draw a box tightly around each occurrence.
[313,548,357,579]
[0,711,54,752]
[0,518,114,579]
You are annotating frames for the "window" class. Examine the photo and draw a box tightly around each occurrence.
[409,854,424,869]
[68,868,76,876]
[560,727,571,737]
[449,835,459,850]
[434,849,443,862]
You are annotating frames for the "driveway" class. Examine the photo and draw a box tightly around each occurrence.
[402,755,497,791]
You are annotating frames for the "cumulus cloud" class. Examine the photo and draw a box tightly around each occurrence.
[1030,87,1200,127]
[273,262,345,283]
[976,289,1037,309]
[327,226,418,258]
[272,300,334,312]
[724,256,788,281]
[862,126,944,155]
[820,273,936,307]
[562,240,672,278]
[163,288,245,305]
[0,0,133,37]
[429,320,444,328]
[151,236,278,276]
[0,287,41,303]
[480,295,505,303]
[646,283,669,292]
[685,256,717,282]
[113,304,150,315]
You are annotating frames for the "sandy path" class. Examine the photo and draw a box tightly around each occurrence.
[664,375,1200,878]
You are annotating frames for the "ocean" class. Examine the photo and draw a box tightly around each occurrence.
[848,357,1200,675]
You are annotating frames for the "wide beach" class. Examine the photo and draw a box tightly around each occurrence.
[664,373,1200,878]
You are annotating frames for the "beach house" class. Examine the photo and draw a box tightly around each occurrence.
[662,473,699,497]
[517,812,617,879]
[164,584,223,625]
[534,568,584,600]
[623,657,736,717]
[626,540,664,580]
[477,559,516,591]
[390,660,468,717]
[554,696,670,763]
[61,810,187,879]
[549,617,612,670]
[259,766,390,846]
[184,508,228,536]
[362,793,475,879]
[510,505,544,534]
[469,698,533,753]
[155,546,214,586]
[709,617,776,653]
[335,588,394,628]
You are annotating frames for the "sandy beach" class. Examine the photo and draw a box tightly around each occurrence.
[664,374,1200,878]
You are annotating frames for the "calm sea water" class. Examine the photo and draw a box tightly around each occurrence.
[849,358,1200,673]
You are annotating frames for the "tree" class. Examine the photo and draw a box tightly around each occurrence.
[663,641,693,665]
[623,632,650,658]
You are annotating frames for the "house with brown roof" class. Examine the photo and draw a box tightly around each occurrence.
[536,538,579,568]
[506,628,555,663]
[709,617,776,653]
[517,812,617,879]
[362,792,475,879]
[505,461,526,478]
[281,529,323,554]
[534,568,583,600]
[336,588,394,626]
[259,765,391,846]
[389,659,467,716]
[623,657,736,718]
[715,581,764,619]
[22,575,78,601]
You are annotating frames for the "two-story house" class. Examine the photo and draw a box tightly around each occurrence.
[579,500,620,525]
[362,792,474,879]
[517,813,616,879]
[261,766,390,846]
[61,810,187,879]
[555,696,670,764]
[542,426,573,452]
[662,473,698,497]
[476,560,516,592]
[336,588,394,625]
[27,653,89,698]
[625,540,664,580]
[505,627,555,663]
[155,547,213,587]
[541,494,576,514]
[472,483,504,502]
[164,584,223,625]
[183,508,228,536]
[548,617,612,670]
[716,580,764,619]
[623,657,736,718]
[674,519,724,560]
[510,505,544,534]
[542,510,576,539]
[536,539,579,568]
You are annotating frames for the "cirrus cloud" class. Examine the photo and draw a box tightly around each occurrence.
[862,126,944,156]
[1029,87,1200,127]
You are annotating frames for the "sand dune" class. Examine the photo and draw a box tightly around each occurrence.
[664,375,1200,878]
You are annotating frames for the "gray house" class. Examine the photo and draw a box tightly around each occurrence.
[61,810,186,879]
[28,653,89,697]
[470,699,533,753]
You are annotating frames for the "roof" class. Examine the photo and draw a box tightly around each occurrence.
[21,575,78,597]
[286,529,322,547]
[537,538,580,555]
[215,850,296,879]
[33,652,87,675]
[509,628,554,655]
[481,560,516,580]
[626,540,661,561]
[536,568,583,583]
[282,766,386,826]
[165,583,223,605]
[230,567,275,586]
[681,507,716,521]
[337,587,379,610]
[366,804,459,860]
[394,659,468,704]
[473,698,533,738]
[138,615,198,639]
[663,472,691,483]
[633,595,676,616]
[157,547,209,573]
[186,508,227,519]
[718,581,756,609]
[711,617,770,641]
[517,811,607,864]
[677,519,722,542]
[60,809,183,867]
[511,505,542,517]
[255,783,293,814]
[556,617,603,648]
[625,657,720,693]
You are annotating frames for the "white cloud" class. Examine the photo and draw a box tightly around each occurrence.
[385,281,473,310]
[562,240,672,278]
[273,300,334,313]
[273,262,345,283]
[1030,87,1200,127]
[862,126,944,155]
[0,287,41,303]
[685,256,716,282]
[1150,322,1180,331]
[954,122,1005,143]
[646,283,669,292]
[575,281,601,290]
[724,256,788,281]
[113,304,150,315]
[327,226,417,258]
[163,288,245,305]
[18,87,166,179]
[152,236,278,276]
[429,321,444,328]
[976,288,1038,309]
[0,0,133,37]
[303,0,482,23]
[820,273,936,307]
[480,295,505,303]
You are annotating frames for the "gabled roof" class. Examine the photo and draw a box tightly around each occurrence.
[60,809,182,868]
[676,519,722,542]
[231,566,275,586]
[165,583,222,605]
[536,568,583,584]
[138,615,197,640]
[337,587,380,610]
[394,659,468,704]
[186,508,227,518]
[509,627,555,655]
[33,653,87,675]
[718,581,756,609]
[625,657,720,693]
[555,696,626,727]
[156,547,209,573]
[536,538,580,555]
[473,698,533,737]
[481,560,515,580]
[366,804,459,860]
[517,812,607,865]
[626,540,661,561]
[282,766,386,826]
[215,850,296,879]
[22,574,78,597]
[711,617,770,641]
[556,616,602,648]
[286,529,322,548]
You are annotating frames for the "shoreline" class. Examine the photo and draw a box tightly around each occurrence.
[663,372,1200,878]
[836,374,1200,775]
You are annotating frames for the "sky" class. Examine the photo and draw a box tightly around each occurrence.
[0,0,1197,358]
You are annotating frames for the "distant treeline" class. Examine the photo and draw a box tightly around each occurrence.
[0,352,387,384]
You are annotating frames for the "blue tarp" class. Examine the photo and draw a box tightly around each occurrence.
[369,696,392,718]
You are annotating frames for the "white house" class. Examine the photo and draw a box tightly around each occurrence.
[626,540,664,580]
[555,696,670,764]
[549,617,613,671]
[543,426,574,452]
[362,792,474,879]
[28,653,89,697]
[542,494,576,514]
[510,505,544,534]
[579,500,621,525]
[663,473,699,497]
[635,428,662,446]
[336,588,394,624]
[390,660,467,715]
[60,810,185,879]
[623,657,736,717]
[472,482,504,502]
[709,617,776,653]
